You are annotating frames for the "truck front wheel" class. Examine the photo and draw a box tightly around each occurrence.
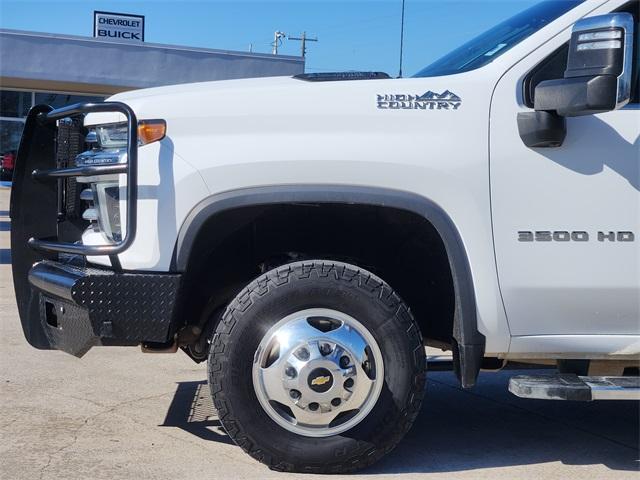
[208,260,425,473]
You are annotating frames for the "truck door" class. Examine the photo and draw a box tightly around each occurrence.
[490,4,639,341]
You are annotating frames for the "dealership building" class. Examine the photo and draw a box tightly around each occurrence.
[0,27,304,156]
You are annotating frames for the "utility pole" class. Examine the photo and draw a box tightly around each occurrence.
[288,32,318,58]
[272,31,286,55]
[398,0,406,78]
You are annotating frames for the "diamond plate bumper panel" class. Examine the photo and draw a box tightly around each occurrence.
[28,260,182,357]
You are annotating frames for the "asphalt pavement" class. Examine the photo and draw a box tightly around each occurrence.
[0,185,638,479]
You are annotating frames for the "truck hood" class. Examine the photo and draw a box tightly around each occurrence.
[84,71,492,128]
[86,76,300,125]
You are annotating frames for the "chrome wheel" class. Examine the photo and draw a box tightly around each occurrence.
[252,308,384,437]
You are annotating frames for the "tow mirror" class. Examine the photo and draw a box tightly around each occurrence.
[518,12,634,147]
[535,12,634,116]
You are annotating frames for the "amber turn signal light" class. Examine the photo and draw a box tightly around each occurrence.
[138,120,166,145]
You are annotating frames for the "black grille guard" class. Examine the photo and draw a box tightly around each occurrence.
[11,102,144,349]
[24,101,139,257]
[10,102,183,354]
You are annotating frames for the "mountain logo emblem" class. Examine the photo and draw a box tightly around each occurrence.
[376,90,462,110]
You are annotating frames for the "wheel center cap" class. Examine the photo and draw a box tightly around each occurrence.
[307,367,333,393]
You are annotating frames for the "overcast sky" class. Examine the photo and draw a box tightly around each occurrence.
[0,0,540,76]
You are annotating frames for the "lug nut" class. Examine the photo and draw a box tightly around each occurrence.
[344,378,354,389]
[308,402,319,411]
[320,343,332,355]
[296,347,310,360]
[290,389,301,400]
[331,398,341,407]
[285,366,297,378]
[340,356,350,368]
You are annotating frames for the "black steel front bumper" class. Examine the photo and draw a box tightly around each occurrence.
[11,102,182,356]
[28,260,181,356]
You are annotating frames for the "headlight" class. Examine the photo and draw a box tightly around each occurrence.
[75,146,126,243]
[78,180,122,243]
[93,182,122,242]
[78,118,166,244]
[96,122,128,149]
[82,182,122,242]
[91,119,166,148]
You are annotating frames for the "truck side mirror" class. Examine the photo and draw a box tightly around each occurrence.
[535,12,635,116]
[518,12,634,148]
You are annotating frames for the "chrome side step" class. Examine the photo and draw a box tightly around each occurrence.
[509,374,640,401]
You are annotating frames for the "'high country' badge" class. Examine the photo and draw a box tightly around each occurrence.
[377,90,462,110]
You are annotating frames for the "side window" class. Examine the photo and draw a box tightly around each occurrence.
[524,0,639,107]
[614,1,639,103]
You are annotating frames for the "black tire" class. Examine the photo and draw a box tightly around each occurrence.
[208,260,425,473]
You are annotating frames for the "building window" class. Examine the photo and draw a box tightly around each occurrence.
[34,93,104,109]
[0,90,105,159]
[0,119,24,156]
[0,90,31,118]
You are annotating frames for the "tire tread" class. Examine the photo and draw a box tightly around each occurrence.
[208,260,425,473]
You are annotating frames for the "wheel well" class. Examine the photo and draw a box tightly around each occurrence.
[178,202,455,354]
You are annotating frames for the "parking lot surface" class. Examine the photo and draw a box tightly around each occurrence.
[0,186,638,479]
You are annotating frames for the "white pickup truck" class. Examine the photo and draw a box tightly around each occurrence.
[10,0,639,473]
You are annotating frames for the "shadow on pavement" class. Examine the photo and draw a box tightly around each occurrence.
[160,380,233,445]
[164,371,639,474]
[371,370,639,474]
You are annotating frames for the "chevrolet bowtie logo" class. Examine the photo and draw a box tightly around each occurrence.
[311,375,331,386]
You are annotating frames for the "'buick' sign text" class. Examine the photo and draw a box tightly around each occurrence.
[94,11,145,42]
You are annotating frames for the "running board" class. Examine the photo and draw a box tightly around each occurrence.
[509,374,640,401]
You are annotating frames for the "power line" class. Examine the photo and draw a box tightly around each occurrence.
[287,32,318,58]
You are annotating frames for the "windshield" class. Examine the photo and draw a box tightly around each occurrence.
[414,0,585,78]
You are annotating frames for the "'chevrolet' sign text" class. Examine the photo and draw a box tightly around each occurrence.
[93,11,145,42]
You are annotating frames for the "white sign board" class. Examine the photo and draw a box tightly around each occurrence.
[94,11,145,42]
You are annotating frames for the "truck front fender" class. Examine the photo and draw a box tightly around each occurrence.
[173,185,485,388]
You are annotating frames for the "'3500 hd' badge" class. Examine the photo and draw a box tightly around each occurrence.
[377,90,462,110]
